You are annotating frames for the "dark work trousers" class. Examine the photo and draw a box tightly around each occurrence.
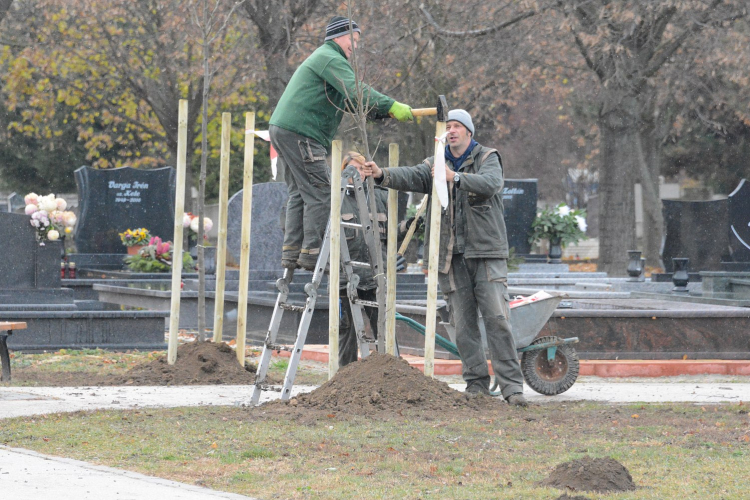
[270,125,331,263]
[438,255,524,398]
[338,287,379,367]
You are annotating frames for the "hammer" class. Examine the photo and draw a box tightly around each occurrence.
[410,95,448,121]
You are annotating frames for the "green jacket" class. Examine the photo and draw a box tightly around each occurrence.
[269,41,395,151]
[377,144,508,273]
[339,184,388,290]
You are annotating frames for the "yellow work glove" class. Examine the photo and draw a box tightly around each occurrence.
[389,101,413,122]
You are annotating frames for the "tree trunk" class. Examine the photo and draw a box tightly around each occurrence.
[261,48,294,105]
[597,97,640,276]
[638,90,665,270]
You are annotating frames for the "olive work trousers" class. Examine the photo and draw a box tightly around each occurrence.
[338,288,378,367]
[438,255,524,398]
[270,125,331,262]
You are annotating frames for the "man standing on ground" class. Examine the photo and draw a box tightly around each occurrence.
[269,16,414,271]
[362,109,528,407]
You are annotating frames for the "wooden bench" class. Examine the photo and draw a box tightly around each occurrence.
[0,321,27,382]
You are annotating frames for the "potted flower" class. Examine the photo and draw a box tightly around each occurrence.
[119,228,152,255]
[528,203,587,264]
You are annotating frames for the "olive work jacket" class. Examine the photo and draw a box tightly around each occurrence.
[376,143,509,274]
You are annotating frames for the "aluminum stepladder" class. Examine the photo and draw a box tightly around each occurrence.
[250,165,389,404]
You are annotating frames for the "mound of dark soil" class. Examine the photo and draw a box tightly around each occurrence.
[541,456,636,493]
[288,352,504,416]
[99,341,257,386]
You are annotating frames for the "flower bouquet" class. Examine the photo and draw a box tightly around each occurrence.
[528,203,587,263]
[124,236,194,273]
[24,193,77,245]
[183,212,213,247]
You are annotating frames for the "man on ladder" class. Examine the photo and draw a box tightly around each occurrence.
[269,15,413,271]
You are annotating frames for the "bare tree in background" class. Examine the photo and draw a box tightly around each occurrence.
[0,0,13,24]
[188,0,245,340]
[558,0,744,274]
[241,0,323,103]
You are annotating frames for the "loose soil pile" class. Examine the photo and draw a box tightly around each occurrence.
[541,456,636,493]
[100,341,258,386]
[284,352,505,418]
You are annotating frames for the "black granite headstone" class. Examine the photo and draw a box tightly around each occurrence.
[227,182,288,271]
[728,178,750,263]
[0,212,62,292]
[0,213,37,288]
[661,198,729,272]
[74,166,175,254]
[502,179,537,255]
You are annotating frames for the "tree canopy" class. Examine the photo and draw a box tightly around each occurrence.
[0,0,748,272]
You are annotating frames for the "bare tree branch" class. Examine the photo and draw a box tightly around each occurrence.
[420,3,538,38]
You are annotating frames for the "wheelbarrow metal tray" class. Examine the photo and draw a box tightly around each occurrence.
[509,291,567,349]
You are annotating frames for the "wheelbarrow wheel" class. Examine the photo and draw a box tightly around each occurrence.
[521,336,579,396]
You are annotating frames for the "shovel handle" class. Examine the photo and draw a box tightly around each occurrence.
[397,194,429,256]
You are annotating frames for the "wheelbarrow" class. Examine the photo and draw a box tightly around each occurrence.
[394,290,580,396]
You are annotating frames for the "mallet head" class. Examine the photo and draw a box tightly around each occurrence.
[437,95,448,122]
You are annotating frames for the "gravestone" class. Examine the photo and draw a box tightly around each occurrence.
[226,182,288,271]
[661,198,729,273]
[74,166,175,254]
[502,179,537,255]
[727,178,750,264]
[0,212,69,304]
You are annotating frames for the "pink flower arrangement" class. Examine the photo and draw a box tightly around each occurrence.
[149,236,171,257]
[24,192,77,245]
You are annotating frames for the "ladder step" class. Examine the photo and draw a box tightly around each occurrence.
[266,343,293,352]
[349,261,371,269]
[280,303,306,313]
[256,384,282,392]
[353,299,380,308]
[341,221,363,230]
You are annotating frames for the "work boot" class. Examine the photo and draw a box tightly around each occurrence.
[465,381,491,397]
[506,393,528,407]
[281,259,299,270]
[281,247,300,270]
[298,249,328,272]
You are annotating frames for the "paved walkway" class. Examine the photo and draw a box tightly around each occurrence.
[2,378,749,499]
[0,445,259,500]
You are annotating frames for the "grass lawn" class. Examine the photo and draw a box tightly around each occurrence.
[2,401,749,499]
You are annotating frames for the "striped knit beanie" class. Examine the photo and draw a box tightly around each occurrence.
[324,16,360,41]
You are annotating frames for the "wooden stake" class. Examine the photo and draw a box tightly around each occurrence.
[328,140,343,379]
[235,112,255,365]
[168,99,188,365]
[424,120,446,377]
[385,143,399,355]
[213,112,231,343]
